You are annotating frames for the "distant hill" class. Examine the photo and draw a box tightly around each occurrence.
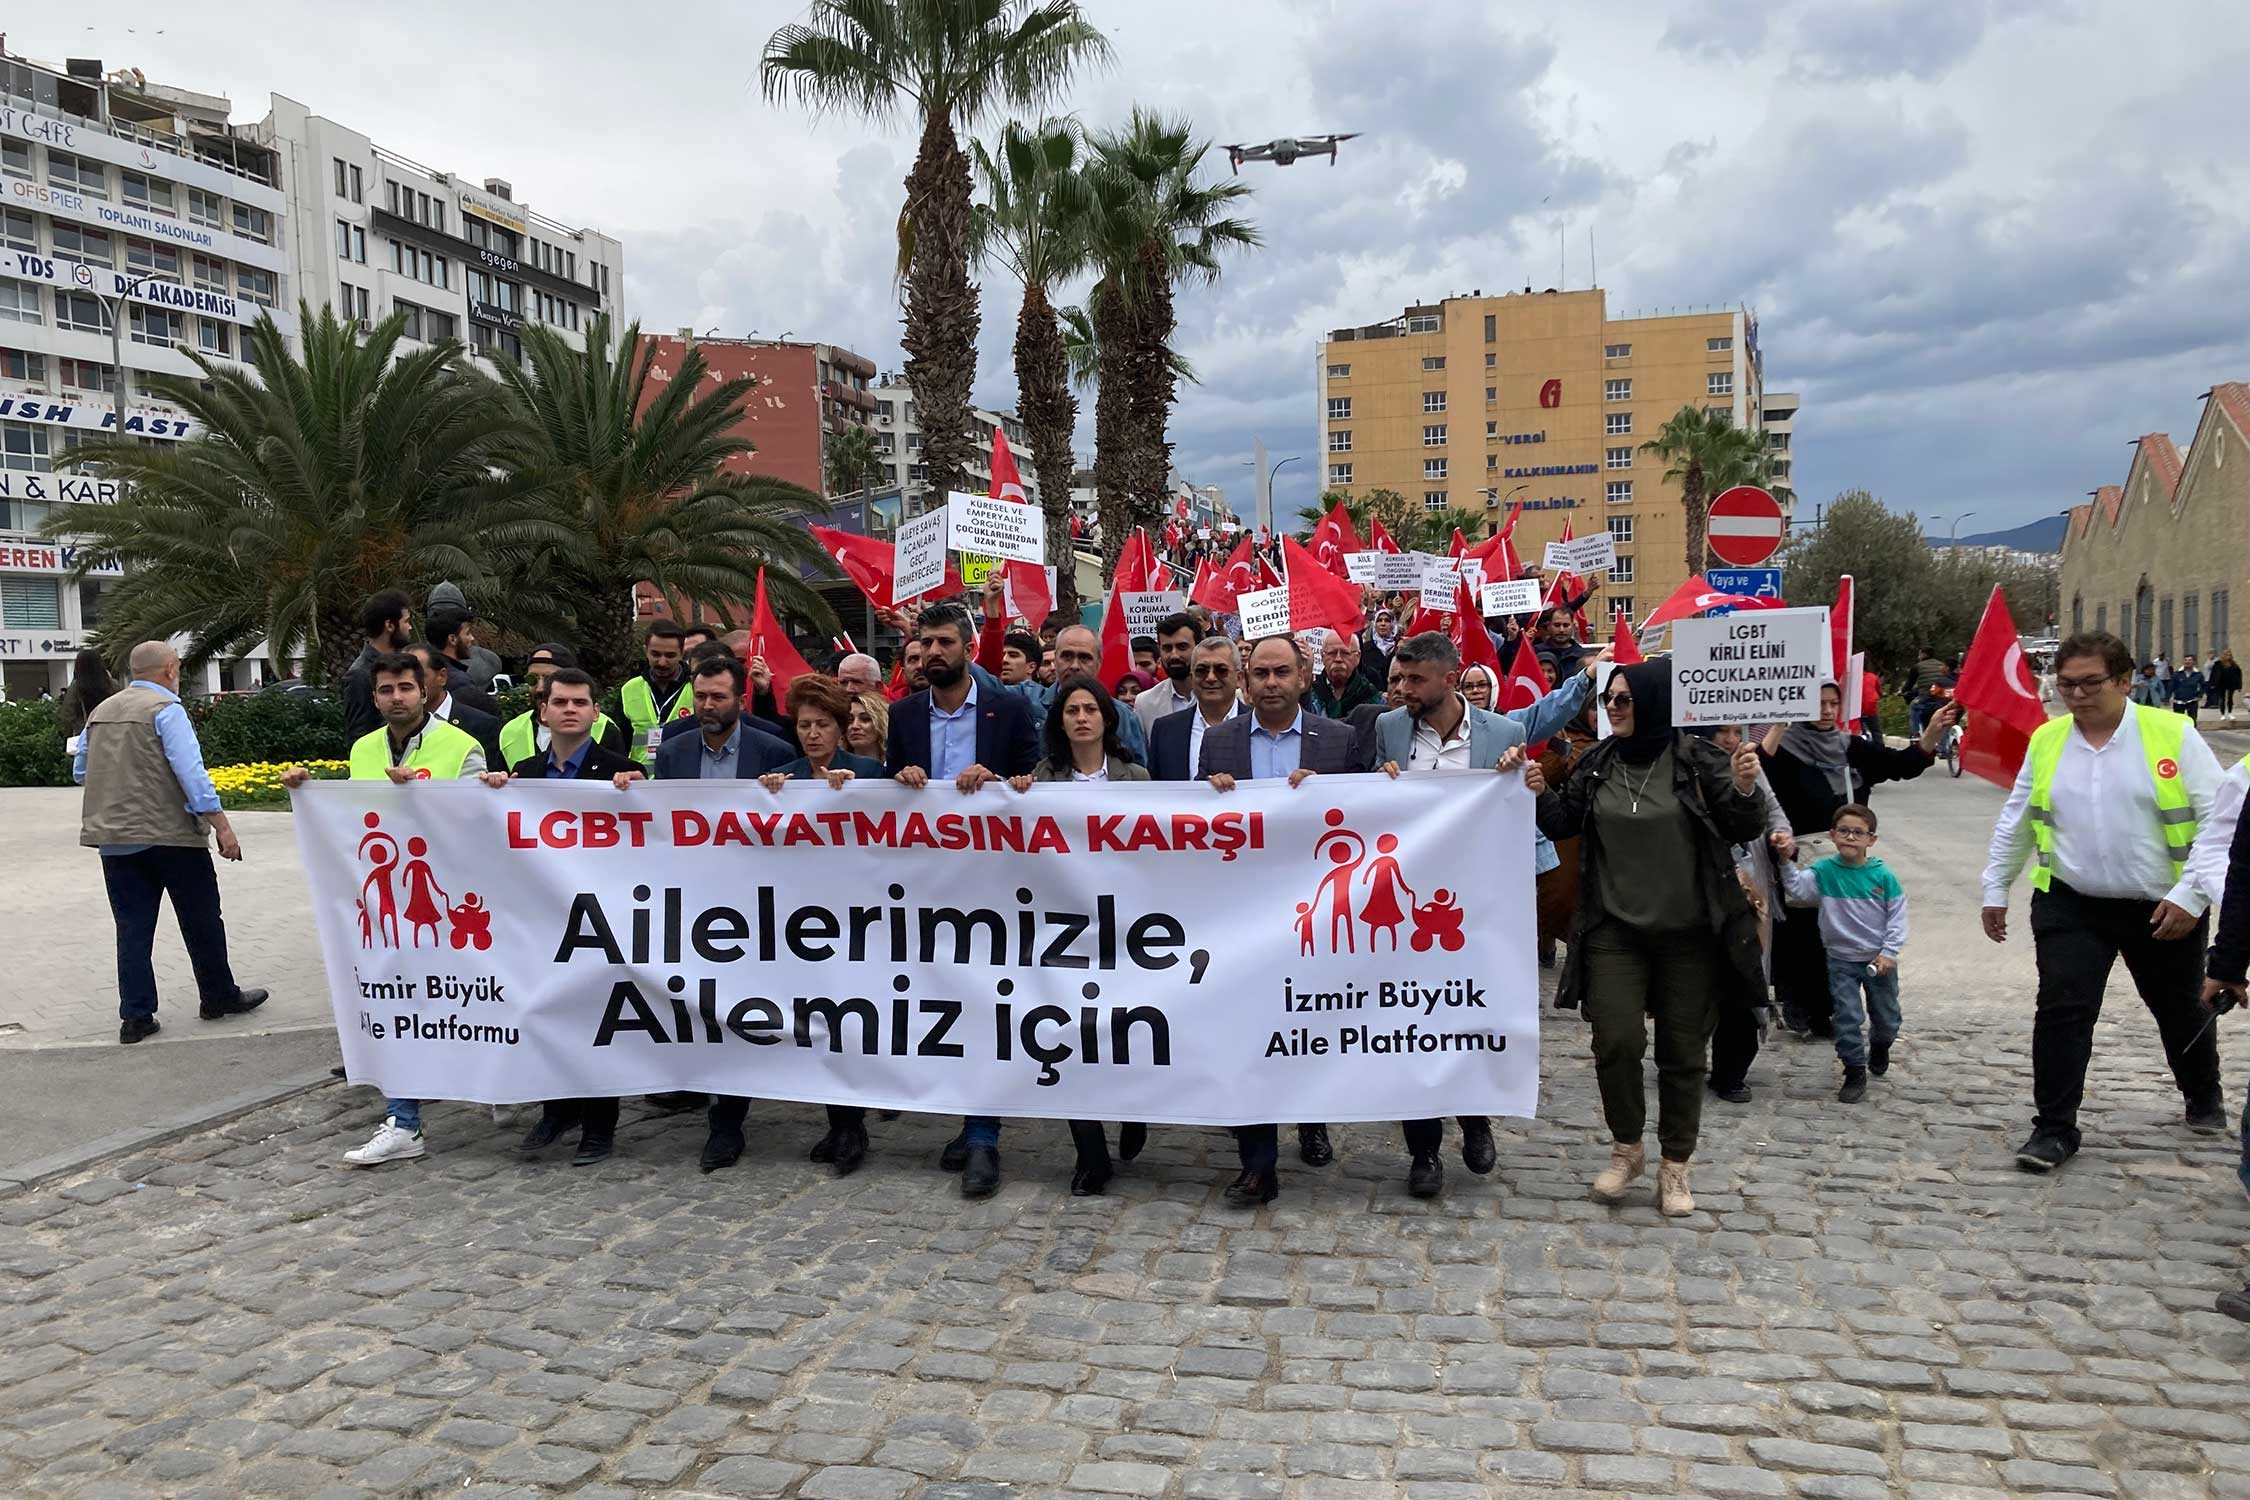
[1932,515,2067,554]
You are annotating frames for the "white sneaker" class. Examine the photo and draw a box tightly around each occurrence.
[344,1117,426,1166]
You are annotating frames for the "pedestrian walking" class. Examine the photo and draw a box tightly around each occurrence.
[74,641,268,1044]
[58,647,114,743]
[1780,802,1910,1102]
[2207,648,2241,725]
[2172,654,2206,720]
[2197,790,2250,1324]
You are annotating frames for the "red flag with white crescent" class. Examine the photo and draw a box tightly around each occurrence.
[1955,585,2048,789]
[988,427,1051,629]
[1308,500,1360,578]
[1194,535,1257,613]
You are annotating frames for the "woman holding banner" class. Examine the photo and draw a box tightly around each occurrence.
[1532,660,1768,1216]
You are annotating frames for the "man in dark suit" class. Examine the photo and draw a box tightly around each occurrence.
[1149,636,1245,782]
[659,640,796,752]
[1200,633,1365,1208]
[408,645,502,768]
[886,603,1039,1199]
[482,666,641,1165]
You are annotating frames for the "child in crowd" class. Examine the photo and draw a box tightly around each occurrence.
[1781,802,1908,1103]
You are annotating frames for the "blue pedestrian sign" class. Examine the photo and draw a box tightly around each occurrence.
[1704,567,1783,616]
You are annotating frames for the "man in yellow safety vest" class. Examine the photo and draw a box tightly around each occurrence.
[1982,630,2228,1173]
[616,620,692,766]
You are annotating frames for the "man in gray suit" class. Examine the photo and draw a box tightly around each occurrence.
[1199,634,1365,1208]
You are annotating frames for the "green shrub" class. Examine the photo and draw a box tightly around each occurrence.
[0,699,71,786]
[1877,693,1908,740]
[188,690,351,768]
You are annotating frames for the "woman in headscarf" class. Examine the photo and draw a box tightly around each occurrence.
[1461,663,1500,712]
[1532,660,1768,1216]
[1758,680,1957,1036]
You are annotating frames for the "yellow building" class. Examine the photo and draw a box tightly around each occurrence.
[1316,289,1784,620]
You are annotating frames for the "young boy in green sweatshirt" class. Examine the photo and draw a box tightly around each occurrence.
[1781,803,1908,1103]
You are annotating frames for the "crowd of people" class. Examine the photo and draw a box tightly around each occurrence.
[68,575,2250,1323]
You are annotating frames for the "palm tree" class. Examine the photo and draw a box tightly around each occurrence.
[47,304,523,681]
[824,422,886,497]
[762,0,1110,504]
[1082,109,1257,572]
[972,116,1091,618]
[1640,404,1793,578]
[488,315,836,685]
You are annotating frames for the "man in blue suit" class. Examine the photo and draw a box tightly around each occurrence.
[1149,636,1245,782]
[1372,629,1604,1200]
[886,603,1040,1199]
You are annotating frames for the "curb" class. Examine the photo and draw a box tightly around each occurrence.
[0,1066,339,1195]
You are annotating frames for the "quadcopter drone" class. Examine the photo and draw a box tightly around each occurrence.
[1224,134,1360,172]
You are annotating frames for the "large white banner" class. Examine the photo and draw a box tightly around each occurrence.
[2,176,290,272]
[292,774,1540,1123]
[0,103,287,211]
[0,247,288,331]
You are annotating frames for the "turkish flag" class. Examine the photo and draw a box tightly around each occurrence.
[1496,616,1555,754]
[1368,517,1402,554]
[808,524,962,610]
[1280,535,1366,634]
[1194,535,1257,613]
[1955,585,2049,789]
[1453,577,1501,679]
[1641,574,1786,631]
[1611,607,1644,664]
[747,568,815,700]
[1309,500,1360,578]
[1830,575,1856,730]
[988,427,1052,630]
[1097,530,1154,688]
[1257,554,1284,591]
[1464,501,1525,581]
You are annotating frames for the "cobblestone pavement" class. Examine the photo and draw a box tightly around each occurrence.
[3,774,2249,1499]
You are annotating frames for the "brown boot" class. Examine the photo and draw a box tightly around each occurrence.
[1591,1140,1645,1203]
[1659,1158,1694,1217]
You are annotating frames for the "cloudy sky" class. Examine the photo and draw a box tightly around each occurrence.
[64,0,2250,537]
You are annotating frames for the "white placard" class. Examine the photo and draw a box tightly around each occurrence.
[291,776,1539,1124]
[1419,557,1462,601]
[946,490,1045,564]
[1595,663,1620,739]
[1845,650,1867,729]
[1123,590,1188,639]
[1480,579,1545,617]
[1671,606,1831,727]
[1543,533,1616,575]
[1348,551,1428,591]
[1235,584,1293,638]
[893,507,948,601]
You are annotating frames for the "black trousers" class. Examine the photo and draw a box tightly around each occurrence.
[1772,914,1831,1033]
[2030,881,2223,1149]
[707,1097,863,1132]
[540,1098,619,1136]
[1400,1117,1488,1155]
[101,845,241,1021]
[1708,1003,1760,1093]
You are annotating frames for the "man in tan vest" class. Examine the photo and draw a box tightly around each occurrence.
[75,641,267,1043]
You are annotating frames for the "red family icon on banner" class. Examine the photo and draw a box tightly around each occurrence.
[1298,808,1464,955]
[355,812,487,950]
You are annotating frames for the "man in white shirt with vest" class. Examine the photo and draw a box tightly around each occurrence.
[1982,630,2228,1173]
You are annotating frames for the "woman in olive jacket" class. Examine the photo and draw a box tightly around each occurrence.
[1533,660,1768,1217]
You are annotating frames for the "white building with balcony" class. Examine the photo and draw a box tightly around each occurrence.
[871,377,1039,516]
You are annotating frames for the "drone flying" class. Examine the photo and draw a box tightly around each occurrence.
[1224,134,1361,172]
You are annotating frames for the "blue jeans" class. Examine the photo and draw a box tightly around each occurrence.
[385,1098,422,1131]
[962,1115,1002,1149]
[1826,957,1901,1071]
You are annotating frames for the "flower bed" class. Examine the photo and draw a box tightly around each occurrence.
[212,760,345,809]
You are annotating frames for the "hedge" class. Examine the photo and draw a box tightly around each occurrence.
[1,687,365,788]
[0,700,71,786]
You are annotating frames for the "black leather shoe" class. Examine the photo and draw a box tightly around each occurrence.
[2219,1283,2250,1324]
[517,1115,566,1153]
[2014,1132,2074,1173]
[199,987,268,1020]
[2185,1092,2227,1134]
[1869,1043,1891,1077]
[1070,1157,1113,1197]
[939,1133,969,1172]
[700,1127,744,1173]
[1459,1117,1496,1175]
[1407,1151,1444,1199]
[646,1091,707,1113]
[1839,1069,1867,1104]
[1223,1169,1278,1208]
[119,1016,160,1044]
[1298,1124,1334,1167]
[1118,1123,1148,1161]
[831,1124,868,1177]
[1711,1082,1752,1105]
[808,1129,839,1163]
[961,1145,1001,1198]
[572,1134,613,1166]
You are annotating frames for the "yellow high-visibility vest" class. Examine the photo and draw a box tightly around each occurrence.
[347,719,479,781]
[2025,703,2194,891]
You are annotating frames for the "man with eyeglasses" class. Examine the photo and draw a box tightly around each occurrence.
[1982,631,2229,1174]
[1148,636,1244,782]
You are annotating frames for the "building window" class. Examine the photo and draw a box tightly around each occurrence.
[0,347,44,380]
[1423,391,1446,413]
[1422,355,1446,371]
[425,309,457,341]
[2160,597,2174,662]
[1708,372,1733,396]
[232,204,272,243]
[1486,454,1498,470]
[1605,379,1631,401]
[197,318,233,357]
[1423,491,1449,512]
[0,280,40,325]
[122,171,176,215]
[1485,386,1496,402]
[192,254,227,291]
[1609,556,1635,584]
[1708,336,1732,352]
[2185,594,2200,660]
[129,306,183,347]
[1424,458,1448,481]
[2,419,53,471]
[1606,480,1633,504]
[1605,446,1633,469]
[0,139,27,179]
[1326,397,1351,421]
[1604,343,1631,358]
[62,356,117,393]
[1,209,32,254]
[386,180,400,215]
[1406,313,1440,333]
[350,165,364,204]
[396,301,425,341]
[1610,596,1632,619]
[334,159,349,199]
[1423,425,1447,447]
[48,150,105,198]
[57,291,104,333]
[1484,352,1496,368]
[1,575,62,629]
[1326,363,1349,378]
[237,267,275,306]
[126,239,180,279]
[52,223,113,268]
[1327,430,1351,453]
[188,189,223,229]
[2213,589,2230,650]
[1608,516,1634,543]
[1485,421,1498,438]
[1483,313,1496,341]
[1606,412,1632,436]
[1328,463,1352,485]
[2094,603,2106,634]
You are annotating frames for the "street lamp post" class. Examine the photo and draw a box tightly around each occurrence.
[1268,454,1302,525]
[95,273,156,438]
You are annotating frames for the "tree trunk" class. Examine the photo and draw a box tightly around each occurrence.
[580,577,640,692]
[1092,279,1135,581]
[1681,461,1707,581]
[1127,242,1179,550]
[313,603,361,686]
[1016,282,1080,621]
[902,109,979,504]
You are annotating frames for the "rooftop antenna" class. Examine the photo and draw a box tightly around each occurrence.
[1589,223,1597,290]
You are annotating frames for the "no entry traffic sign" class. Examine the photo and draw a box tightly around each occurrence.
[1708,485,1784,567]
